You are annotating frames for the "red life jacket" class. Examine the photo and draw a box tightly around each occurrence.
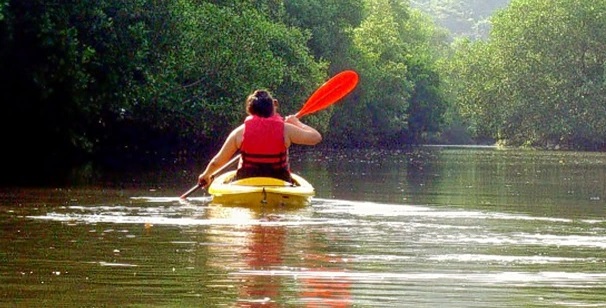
[237,114,290,181]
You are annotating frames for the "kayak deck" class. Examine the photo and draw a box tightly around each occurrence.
[208,170,314,207]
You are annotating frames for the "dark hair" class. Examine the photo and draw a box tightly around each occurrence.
[246,89,275,117]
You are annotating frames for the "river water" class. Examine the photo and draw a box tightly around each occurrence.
[1,147,605,307]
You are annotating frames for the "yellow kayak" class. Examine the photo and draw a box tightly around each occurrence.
[208,170,314,207]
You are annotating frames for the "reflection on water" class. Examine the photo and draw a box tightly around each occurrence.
[1,147,606,307]
[6,198,605,307]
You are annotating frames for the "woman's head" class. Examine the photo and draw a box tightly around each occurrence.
[246,89,277,117]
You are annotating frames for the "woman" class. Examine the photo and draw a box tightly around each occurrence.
[198,89,322,187]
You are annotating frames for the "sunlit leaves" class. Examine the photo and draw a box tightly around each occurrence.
[173,1,325,139]
[448,0,606,149]
[336,0,445,146]
[284,0,363,67]
[411,0,510,39]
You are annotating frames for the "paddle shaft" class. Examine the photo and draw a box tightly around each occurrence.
[179,154,239,199]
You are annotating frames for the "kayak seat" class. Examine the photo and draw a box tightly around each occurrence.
[229,176,299,187]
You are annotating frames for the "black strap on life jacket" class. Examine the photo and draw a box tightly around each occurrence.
[236,151,291,182]
[240,151,288,169]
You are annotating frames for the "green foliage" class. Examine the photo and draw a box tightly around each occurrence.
[442,39,504,140]
[0,0,193,163]
[170,1,326,139]
[0,0,7,21]
[1,0,453,173]
[402,9,449,143]
[282,0,365,137]
[327,0,447,147]
[284,0,364,71]
[411,0,511,39]
[0,0,327,167]
[326,0,411,147]
[495,0,606,149]
[446,0,606,149]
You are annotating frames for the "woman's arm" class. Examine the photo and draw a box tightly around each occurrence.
[198,125,243,186]
[284,115,322,146]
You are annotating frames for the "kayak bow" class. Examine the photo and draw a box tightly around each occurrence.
[208,171,314,207]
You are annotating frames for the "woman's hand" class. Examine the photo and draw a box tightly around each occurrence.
[285,115,303,127]
[284,115,322,145]
[197,173,211,188]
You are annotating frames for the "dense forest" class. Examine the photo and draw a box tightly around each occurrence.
[1,0,605,177]
[411,0,511,39]
[444,0,606,149]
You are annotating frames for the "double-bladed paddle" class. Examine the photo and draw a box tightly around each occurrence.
[180,70,359,199]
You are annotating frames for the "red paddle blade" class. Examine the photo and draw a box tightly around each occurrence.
[295,70,359,118]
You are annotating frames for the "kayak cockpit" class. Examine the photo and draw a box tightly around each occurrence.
[208,170,314,208]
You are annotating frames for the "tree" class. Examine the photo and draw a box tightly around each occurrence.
[445,0,606,149]
[0,0,199,166]
[284,0,364,72]
[0,0,327,173]
[492,0,606,148]
[328,0,448,147]
[402,9,450,143]
[171,1,327,145]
